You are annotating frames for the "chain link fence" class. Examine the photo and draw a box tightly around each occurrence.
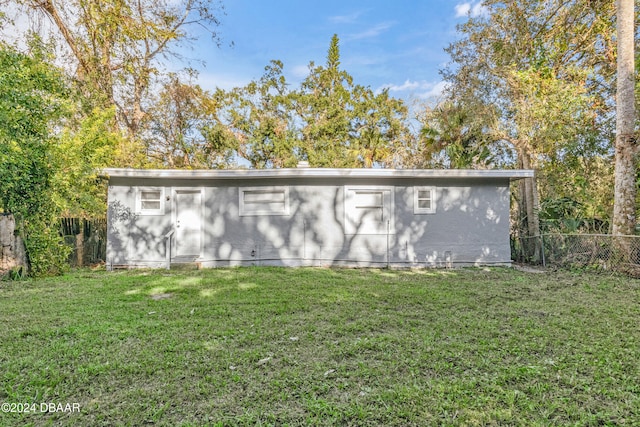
[512,233,640,277]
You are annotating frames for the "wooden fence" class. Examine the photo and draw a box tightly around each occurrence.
[60,217,107,267]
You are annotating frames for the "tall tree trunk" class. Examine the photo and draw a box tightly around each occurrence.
[612,0,637,237]
[517,147,541,262]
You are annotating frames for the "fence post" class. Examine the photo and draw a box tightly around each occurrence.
[76,227,84,267]
[540,234,546,267]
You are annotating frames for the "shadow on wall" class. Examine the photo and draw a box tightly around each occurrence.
[107,182,511,267]
[107,200,136,265]
[408,184,511,266]
[240,183,507,266]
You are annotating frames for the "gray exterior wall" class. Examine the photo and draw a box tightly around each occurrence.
[106,176,513,268]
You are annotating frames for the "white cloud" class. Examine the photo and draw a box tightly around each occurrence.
[471,2,489,17]
[454,3,471,17]
[417,81,449,99]
[378,80,449,100]
[347,22,394,40]
[328,11,363,24]
[454,1,488,18]
[382,79,423,92]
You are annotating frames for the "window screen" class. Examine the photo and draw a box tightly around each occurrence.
[414,186,436,214]
[239,187,290,216]
[141,190,161,210]
[136,187,165,215]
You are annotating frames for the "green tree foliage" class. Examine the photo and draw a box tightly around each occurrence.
[349,86,412,168]
[296,34,411,167]
[55,107,122,217]
[0,44,72,275]
[222,61,299,168]
[0,44,119,275]
[296,35,356,167]
[438,0,618,244]
[4,0,225,163]
[215,35,413,169]
[418,101,499,169]
[145,71,236,168]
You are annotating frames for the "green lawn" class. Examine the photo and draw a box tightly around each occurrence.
[1,267,639,426]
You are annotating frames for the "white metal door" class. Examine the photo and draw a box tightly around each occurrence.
[175,190,202,257]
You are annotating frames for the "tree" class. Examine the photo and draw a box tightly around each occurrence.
[222,60,299,168]
[418,100,498,169]
[0,44,72,275]
[295,35,357,167]
[145,71,236,168]
[441,0,617,259]
[210,36,412,169]
[54,107,123,216]
[3,0,225,157]
[612,0,637,236]
[349,86,412,168]
[0,43,120,275]
[296,34,411,167]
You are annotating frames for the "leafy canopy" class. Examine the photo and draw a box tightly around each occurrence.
[0,43,120,275]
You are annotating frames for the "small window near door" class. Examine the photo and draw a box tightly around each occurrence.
[136,187,165,215]
[414,186,436,214]
[239,187,290,216]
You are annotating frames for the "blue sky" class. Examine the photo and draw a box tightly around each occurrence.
[182,0,487,103]
[2,0,486,103]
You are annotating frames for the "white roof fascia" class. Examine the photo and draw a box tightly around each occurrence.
[101,168,534,180]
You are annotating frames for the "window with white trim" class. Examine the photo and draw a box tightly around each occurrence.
[414,186,436,214]
[344,186,394,234]
[136,187,165,215]
[239,187,290,216]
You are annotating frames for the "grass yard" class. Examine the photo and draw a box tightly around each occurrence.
[0,267,639,426]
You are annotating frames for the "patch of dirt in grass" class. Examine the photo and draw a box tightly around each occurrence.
[150,293,173,300]
[513,264,547,274]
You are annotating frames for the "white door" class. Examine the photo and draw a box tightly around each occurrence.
[175,190,202,257]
